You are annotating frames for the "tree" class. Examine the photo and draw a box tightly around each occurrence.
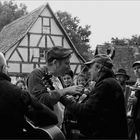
[56,11,93,60]
[129,35,140,46]
[111,37,127,46]
[0,0,28,31]
[104,35,140,47]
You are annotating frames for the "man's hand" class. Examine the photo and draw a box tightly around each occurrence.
[64,85,84,95]
[57,85,84,97]
[128,94,137,105]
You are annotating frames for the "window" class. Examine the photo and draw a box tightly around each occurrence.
[42,17,50,34]
[43,18,49,26]
[43,26,50,34]
[39,48,45,58]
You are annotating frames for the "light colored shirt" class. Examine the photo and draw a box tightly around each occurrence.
[51,76,65,128]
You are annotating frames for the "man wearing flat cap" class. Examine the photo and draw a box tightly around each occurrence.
[127,60,140,139]
[60,54,128,139]
[27,46,83,128]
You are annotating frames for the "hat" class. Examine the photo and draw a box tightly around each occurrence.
[115,69,130,80]
[84,54,113,69]
[132,61,140,67]
[46,46,73,62]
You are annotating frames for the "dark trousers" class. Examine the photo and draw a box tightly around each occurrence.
[128,118,136,139]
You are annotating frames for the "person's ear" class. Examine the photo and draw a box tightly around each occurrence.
[52,59,59,70]
[1,65,6,74]
[52,59,57,65]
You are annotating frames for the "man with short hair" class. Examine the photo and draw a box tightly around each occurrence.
[27,46,83,128]
[60,54,128,139]
[0,52,58,138]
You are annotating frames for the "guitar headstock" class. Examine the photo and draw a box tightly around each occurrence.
[42,73,55,90]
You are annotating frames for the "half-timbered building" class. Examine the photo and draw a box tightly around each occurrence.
[0,3,85,83]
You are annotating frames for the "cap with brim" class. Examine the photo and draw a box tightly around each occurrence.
[132,61,140,67]
[84,54,113,69]
[47,47,73,62]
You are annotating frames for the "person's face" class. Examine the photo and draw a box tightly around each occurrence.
[63,74,73,87]
[88,62,99,82]
[56,58,70,76]
[16,82,25,90]
[0,64,9,75]
[133,65,140,78]
[77,76,86,86]
[116,75,127,85]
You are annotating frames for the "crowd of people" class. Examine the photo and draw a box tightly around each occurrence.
[0,46,140,139]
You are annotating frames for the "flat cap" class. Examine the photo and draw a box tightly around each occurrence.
[84,54,113,69]
[132,61,140,67]
[46,46,73,62]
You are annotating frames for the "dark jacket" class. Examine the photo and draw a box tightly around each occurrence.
[133,90,140,138]
[27,67,61,110]
[0,73,58,138]
[60,69,128,139]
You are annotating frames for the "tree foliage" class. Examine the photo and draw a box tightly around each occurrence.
[104,35,140,47]
[0,0,28,31]
[56,11,93,60]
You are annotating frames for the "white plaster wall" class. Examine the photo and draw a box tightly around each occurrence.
[5,44,17,60]
[41,8,52,17]
[30,34,41,47]
[30,48,39,61]
[8,63,20,72]
[63,38,71,49]
[51,19,62,35]
[10,51,22,61]
[22,64,34,73]
[29,18,41,33]
[71,64,81,74]
[47,36,54,48]
[40,64,46,67]
[70,53,79,63]
[51,36,62,46]
[19,36,28,46]
[18,48,28,62]
[39,36,45,47]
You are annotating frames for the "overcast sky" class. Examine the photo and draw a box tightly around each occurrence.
[9,0,140,50]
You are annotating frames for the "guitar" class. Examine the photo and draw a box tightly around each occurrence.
[42,73,55,90]
[24,120,66,140]
[39,73,65,139]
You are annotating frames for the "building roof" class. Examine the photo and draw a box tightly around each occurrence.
[0,3,85,62]
[0,5,44,53]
